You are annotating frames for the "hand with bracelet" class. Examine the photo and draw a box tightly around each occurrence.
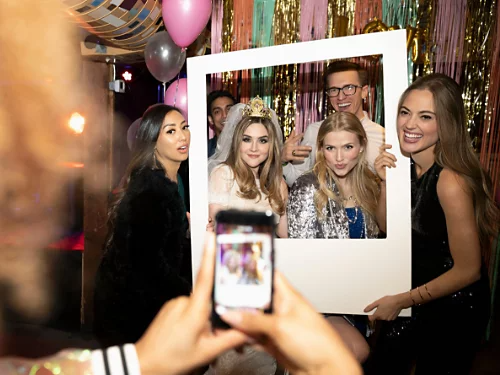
[363,284,433,322]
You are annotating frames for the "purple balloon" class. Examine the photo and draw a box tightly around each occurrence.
[127,118,142,151]
[164,78,187,122]
[162,0,212,48]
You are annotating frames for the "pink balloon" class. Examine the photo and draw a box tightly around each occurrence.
[162,0,212,48]
[164,78,188,122]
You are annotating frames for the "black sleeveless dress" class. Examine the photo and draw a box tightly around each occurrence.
[365,162,490,375]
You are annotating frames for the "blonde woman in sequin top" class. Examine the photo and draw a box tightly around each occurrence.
[208,98,288,238]
[287,112,388,363]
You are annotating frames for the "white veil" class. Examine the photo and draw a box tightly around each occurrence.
[207,102,283,176]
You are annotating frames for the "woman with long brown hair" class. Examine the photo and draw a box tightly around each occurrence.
[287,112,387,363]
[93,104,193,347]
[364,73,499,374]
[208,97,288,238]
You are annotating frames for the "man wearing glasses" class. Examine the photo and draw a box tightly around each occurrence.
[282,60,385,187]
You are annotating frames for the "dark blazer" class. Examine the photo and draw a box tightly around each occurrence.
[93,167,192,346]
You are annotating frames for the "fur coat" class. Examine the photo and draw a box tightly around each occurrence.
[93,167,192,346]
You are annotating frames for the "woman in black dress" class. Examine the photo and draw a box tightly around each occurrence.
[93,104,192,346]
[364,73,499,374]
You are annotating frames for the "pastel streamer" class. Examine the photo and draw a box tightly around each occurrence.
[432,0,467,82]
[251,0,276,107]
[354,0,382,122]
[295,0,328,134]
[232,0,254,103]
[210,0,224,91]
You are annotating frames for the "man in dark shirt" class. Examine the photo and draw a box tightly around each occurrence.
[207,90,235,157]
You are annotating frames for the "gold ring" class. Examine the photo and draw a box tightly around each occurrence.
[292,150,297,157]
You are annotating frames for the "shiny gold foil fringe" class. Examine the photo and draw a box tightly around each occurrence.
[461,0,496,150]
[222,0,234,92]
[272,0,301,138]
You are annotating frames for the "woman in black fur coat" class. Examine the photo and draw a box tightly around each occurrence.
[93,104,192,346]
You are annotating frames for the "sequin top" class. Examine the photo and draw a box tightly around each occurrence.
[411,162,490,294]
[287,172,379,239]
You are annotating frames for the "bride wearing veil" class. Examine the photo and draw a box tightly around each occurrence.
[208,97,288,238]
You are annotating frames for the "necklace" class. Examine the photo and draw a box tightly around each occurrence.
[340,195,359,224]
[345,206,359,224]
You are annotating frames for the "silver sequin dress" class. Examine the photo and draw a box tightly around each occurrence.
[287,171,379,239]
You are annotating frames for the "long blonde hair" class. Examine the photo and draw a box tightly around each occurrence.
[313,112,379,219]
[399,73,499,258]
[225,116,285,215]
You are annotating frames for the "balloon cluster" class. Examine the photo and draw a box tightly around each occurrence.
[362,18,425,63]
[144,0,212,123]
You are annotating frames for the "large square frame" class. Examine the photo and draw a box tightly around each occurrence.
[187,29,411,316]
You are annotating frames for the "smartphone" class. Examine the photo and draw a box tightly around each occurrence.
[211,209,275,329]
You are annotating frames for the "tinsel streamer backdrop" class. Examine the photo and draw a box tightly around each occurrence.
[354,0,381,35]
[461,0,496,149]
[327,0,354,38]
[295,0,328,134]
[324,0,356,117]
[232,0,254,103]
[210,0,224,91]
[251,0,276,106]
[478,0,499,330]
[272,0,300,137]
[432,0,467,82]
[480,0,500,195]
[376,0,419,125]
[481,0,500,334]
[354,0,382,122]
[222,0,235,94]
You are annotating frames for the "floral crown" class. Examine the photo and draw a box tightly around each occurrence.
[241,96,272,120]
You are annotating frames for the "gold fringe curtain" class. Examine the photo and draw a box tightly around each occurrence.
[272,0,301,137]
[221,0,235,93]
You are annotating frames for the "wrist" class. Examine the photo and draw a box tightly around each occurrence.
[400,290,414,309]
[136,342,177,375]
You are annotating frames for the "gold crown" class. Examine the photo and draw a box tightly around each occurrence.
[242,96,272,119]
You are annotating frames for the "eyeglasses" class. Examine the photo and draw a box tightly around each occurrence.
[325,84,363,98]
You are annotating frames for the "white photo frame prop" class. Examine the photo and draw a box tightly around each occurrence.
[187,29,411,316]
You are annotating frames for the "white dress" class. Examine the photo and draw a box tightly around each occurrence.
[209,164,280,223]
[207,164,278,375]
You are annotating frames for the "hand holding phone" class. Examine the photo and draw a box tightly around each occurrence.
[211,209,275,329]
[220,272,363,375]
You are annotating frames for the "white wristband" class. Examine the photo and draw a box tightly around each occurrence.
[91,344,141,375]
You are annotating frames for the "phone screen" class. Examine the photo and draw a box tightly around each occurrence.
[213,220,274,317]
